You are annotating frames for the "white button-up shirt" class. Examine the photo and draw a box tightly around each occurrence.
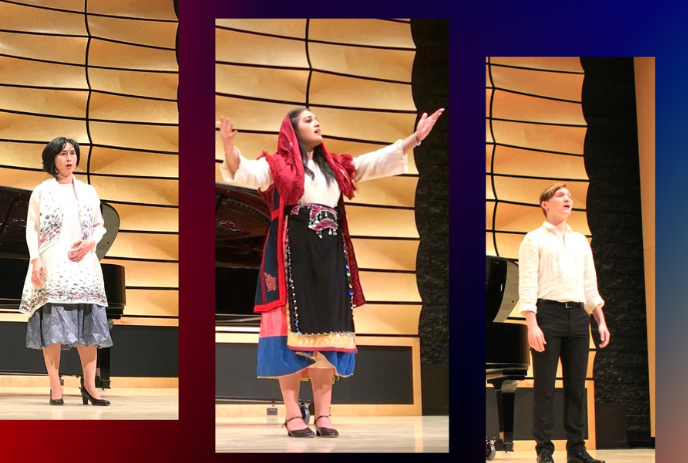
[518,221,604,314]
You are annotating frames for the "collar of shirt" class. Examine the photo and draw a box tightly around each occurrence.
[542,220,572,235]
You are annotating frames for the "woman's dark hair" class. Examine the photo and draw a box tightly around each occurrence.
[288,107,336,186]
[42,137,80,177]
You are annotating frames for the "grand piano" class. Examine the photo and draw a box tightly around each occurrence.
[0,184,126,388]
[486,255,530,460]
[215,182,316,420]
[215,182,269,327]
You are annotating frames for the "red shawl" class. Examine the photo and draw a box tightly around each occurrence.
[256,113,365,309]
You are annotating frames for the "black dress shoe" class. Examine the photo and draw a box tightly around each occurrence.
[49,389,63,406]
[80,387,110,406]
[567,450,605,463]
[537,448,554,463]
[314,415,339,438]
[282,416,315,438]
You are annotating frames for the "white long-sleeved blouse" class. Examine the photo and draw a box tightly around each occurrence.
[219,140,408,207]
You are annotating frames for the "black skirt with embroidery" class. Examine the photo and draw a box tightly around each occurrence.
[285,204,354,336]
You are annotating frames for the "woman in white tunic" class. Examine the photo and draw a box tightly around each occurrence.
[20,137,112,406]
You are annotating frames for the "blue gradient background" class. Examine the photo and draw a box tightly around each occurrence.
[2,1,680,461]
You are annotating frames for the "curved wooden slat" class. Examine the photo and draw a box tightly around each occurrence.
[111,204,178,233]
[87,15,177,48]
[107,232,178,261]
[90,176,177,206]
[88,93,178,124]
[101,258,177,288]
[216,18,306,38]
[353,304,421,335]
[492,90,586,125]
[0,31,86,64]
[350,238,418,271]
[0,56,87,88]
[359,271,420,303]
[86,0,178,20]
[88,68,177,99]
[88,121,177,152]
[492,145,588,179]
[0,3,85,35]
[309,43,414,82]
[216,29,308,68]
[491,120,586,154]
[309,19,415,48]
[0,87,87,117]
[490,65,584,101]
[0,112,87,143]
[88,39,177,71]
[309,72,414,111]
[346,206,418,238]
[216,64,308,102]
[90,147,177,177]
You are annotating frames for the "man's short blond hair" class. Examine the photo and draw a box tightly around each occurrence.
[539,183,567,217]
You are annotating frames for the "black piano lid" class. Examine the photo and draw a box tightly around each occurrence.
[486,255,530,369]
[215,183,270,325]
[215,183,270,269]
[486,255,520,323]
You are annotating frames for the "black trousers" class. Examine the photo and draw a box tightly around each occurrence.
[532,299,590,454]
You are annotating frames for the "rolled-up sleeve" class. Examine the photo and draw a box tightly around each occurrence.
[583,241,605,310]
[219,147,272,190]
[518,233,540,314]
[353,140,407,182]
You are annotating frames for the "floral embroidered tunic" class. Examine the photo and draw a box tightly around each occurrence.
[20,178,108,316]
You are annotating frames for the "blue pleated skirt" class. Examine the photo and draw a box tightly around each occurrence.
[26,303,113,350]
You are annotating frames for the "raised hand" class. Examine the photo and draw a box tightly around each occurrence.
[219,116,237,148]
[415,108,445,142]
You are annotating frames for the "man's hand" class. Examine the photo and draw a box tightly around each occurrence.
[598,323,610,348]
[528,323,547,352]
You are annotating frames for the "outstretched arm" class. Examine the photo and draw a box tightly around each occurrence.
[400,108,445,154]
[353,108,445,182]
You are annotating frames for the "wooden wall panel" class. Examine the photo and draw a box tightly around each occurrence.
[487,57,590,260]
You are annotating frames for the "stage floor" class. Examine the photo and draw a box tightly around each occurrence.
[488,449,654,462]
[0,386,178,420]
[216,415,449,453]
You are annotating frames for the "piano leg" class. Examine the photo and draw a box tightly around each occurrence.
[96,347,111,389]
[488,378,519,453]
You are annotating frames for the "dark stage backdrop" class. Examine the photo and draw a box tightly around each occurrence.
[411,19,450,416]
[582,57,651,447]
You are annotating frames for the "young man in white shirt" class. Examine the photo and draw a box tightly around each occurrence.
[518,183,610,463]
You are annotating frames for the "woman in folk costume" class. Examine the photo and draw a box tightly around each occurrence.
[20,137,112,406]
[219,107,444,437]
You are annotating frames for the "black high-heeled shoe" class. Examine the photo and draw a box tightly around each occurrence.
[49,389,63,406]
[80,386,110,406]
[282,416,315,438]
[314,415,339,438]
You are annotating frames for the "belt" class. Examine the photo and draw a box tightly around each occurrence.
[538,299,585,309]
